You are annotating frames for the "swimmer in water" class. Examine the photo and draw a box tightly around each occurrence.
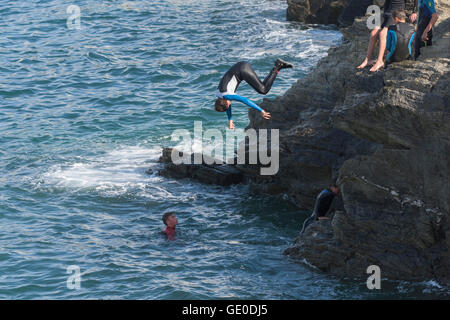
[161,212,178,240]
[214,59,293,130]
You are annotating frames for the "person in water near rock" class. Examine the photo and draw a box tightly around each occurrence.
[357,0,416,72]
[413,0,439,59]
[299,184,340,235]
[162,212,178,240]
[215,59,293,130]
[384,10,416,64]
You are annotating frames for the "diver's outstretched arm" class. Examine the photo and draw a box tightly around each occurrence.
[222,94,270,130]
[223,94,263,113]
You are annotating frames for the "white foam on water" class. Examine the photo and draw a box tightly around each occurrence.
[294,41,329,59]
[423,280,443,289]
[38,145,163,196]
[237,16,341,62]
[171,130,247,163]
[264,18,289,26]
[35,142,235,201]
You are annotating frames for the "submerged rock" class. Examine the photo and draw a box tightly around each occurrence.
[246,3,450,283]
[157,148,244,186]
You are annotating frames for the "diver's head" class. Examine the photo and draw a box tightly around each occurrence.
[394,10,406,23]
[214,98,230,112]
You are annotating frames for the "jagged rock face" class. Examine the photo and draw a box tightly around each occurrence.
[287,0,418,27]
[338,0,376,27]
[287,0,351,25]
[248,2,450,282]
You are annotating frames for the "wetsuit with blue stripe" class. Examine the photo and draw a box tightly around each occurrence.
[414,0,437,59]
[216,61,279,120]
[300,188,336,235]
[386,22,415,62]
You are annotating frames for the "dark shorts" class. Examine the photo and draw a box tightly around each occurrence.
[418,20,433,46]
[414,19,433,59]
[380,13,396,29]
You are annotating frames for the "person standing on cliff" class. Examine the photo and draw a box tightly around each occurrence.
[299,184,340,235]
[357,0,416,72]
[161,212,178,240]
[214,59,293,130]
[413,0,439,59]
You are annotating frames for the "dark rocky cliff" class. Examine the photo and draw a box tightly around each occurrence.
[287,0,417,27]
[286,0,350,25]
[243,1,450,283]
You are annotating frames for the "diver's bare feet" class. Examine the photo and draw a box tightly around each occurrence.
[357,58,369,69]
[370,60,384,72]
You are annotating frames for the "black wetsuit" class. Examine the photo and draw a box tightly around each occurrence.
[299,189,336,234]
[414,0,437,59]
[217,61,279,120]
[381,0,406,28]
[217,61,278,97]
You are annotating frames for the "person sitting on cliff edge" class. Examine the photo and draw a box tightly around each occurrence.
[384,10,416,65]
[357,0,416,72]
[299,184,340,235]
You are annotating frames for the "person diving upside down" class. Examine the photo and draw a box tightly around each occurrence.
[215,59,293,130]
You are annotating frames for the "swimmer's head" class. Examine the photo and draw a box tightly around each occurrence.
[330,184,340,195]
[162,212,178,228]
[214,98,230,112]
